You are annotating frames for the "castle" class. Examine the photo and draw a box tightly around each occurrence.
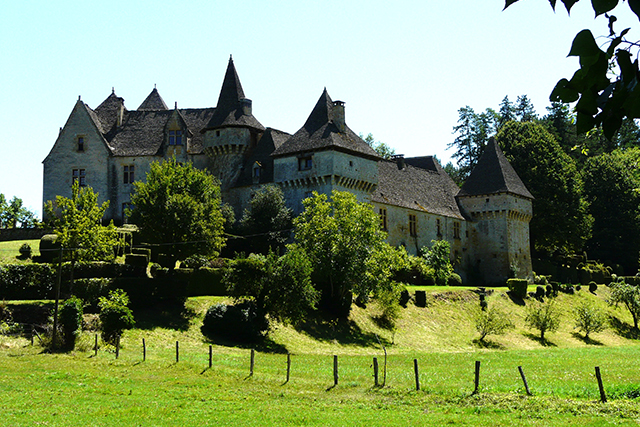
[43,57,534,284]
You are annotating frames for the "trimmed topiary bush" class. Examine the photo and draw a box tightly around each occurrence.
[447,273,463,286]
[201,302,267,343]
[589,281,598,293]
[39,234,61,263]
[414,290,427,308]
[507,279,528,299]
[59,296,83,350]
[98,289,135,345]
[18,243,32,258]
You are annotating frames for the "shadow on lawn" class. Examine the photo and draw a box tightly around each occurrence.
[472,338,506,350]
[522,332,557,347]
[571,332,604,346]
[133,303,196,332]
[296,312,390,348]
[201,334,288,354]
[609,316,640,340]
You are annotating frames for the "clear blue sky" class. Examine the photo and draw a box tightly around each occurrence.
[1,0,634,218]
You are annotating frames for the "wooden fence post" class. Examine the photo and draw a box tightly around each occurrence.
[176,341,179,363]
[333,355,339,386]
[250,349,255,376]
[286,353,291,383]
[595,366,607,403]
[518,366,532,396]
[209,345,212,369]
[373,357,379,387]
[414,359,420,391]
[94,333,98,356]
[142,338,146,362]
[115,335,120,359]
[472,361,480,394]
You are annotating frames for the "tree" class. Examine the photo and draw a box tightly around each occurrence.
[293,191,391,318]
[583,149,640,273]
[498,95,516,130]
[448,106,494,180]
[128,158,226,261]
[59,296,83,350]
[609,280,640,330]
[473,305,514,342]
[497,121,593,256]
[573,300,607,339]
[0,194,38,229]
[239,184,293,254]
[525,299,561,340]
[98,289,135,345]
[44,182,118,262]
[361,133,396,160]
[514,95,537,122]
[421,240,453,286]
[504,1,640,139]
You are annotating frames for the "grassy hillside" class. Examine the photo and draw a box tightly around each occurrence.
[0,239,40,264]
[2,286,640,425]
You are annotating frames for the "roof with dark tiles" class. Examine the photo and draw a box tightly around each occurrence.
[234,128,291,187]
[138,88,168,111]
[271,89,380,159]
[372,158,464,219]
[203,57,264,132]
[458,137,533,199]
[94,90,126,133]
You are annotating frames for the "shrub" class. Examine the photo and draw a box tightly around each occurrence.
[59,296,83,350]
[201,302,267,343]
[535,285,545,300]
[447,273,463,287]
[421,240,453,286]
[525,299,561,340]
[39,234,61,263]
[0,264,56,300]
[72,278,112,312]
[399,288,411,307]
[19,243,32,258]
[98,289,135,344]
[507,279,528,299]
[473,305,514,342]
[589,282,598,293]
[414,290,427,308]
[181,255,211,269]
[573,300,607,339]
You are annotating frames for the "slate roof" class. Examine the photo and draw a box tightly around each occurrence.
[372,158,464,219]
[203,57,265,132]
[458,137,533,199]
[138,88,168,110]
[94,90,126,133]
[107,108,215,156]
[271,89,380,160]
[234,128,291,187]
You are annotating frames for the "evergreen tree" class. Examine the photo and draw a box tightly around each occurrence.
[498,95,516,130]
[515,95,537,122]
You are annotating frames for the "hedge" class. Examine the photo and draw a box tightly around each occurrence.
[0,264,56,300]
[507,278,529,299]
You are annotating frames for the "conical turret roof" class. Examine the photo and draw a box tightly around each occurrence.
[458,137,533,199]
[203,57,264,131]
[138,87,168,110]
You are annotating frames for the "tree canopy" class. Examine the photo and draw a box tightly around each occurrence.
[361,133,396,160]
[504,0,640,139]
[0,195,38,229]
[44,182,118,262]
[496,121,593,256]
[128,158,226,261]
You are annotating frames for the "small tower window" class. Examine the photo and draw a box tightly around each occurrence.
[169,130,183,145]
[77,136,85,152]
[216,130,221,137]
[453,221,461,239]
[123,165,135,184]
[72,169,86,187]
[299,155,313,171]
[379,208,388,231]
[436,218,442,237]
[409,214,417,237]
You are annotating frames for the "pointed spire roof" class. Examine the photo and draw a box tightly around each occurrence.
[203,56,264,131]
[272,89,380,159]
[94,90,126,132]
[138,87,168,110]
[458,137,533,199]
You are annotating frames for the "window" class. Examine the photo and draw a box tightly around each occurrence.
[299,156,313,171]
[436,218,442,237]
[216,130,221,137]
[123,165,135,184]
[409,214,417,237]
[169,130,183,145]
[72,169,86,187]
[379,208,388,231]
[453,221,461,239]
[77,136,85,152]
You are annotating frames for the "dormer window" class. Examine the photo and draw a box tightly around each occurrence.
[299,155,313,171]
[169,130,183,145]
[77,136,85,152]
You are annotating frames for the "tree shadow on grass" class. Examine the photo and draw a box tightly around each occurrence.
[609,316,640,340]
[201,334,288,354]
[133,303,196,332]
[522,332,557,347]
[571,332,604,345]
[472,338,506,350]
[296,312,390,348]
[506,291,526,306]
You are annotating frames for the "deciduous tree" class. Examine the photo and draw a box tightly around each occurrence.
[239,184,292,254]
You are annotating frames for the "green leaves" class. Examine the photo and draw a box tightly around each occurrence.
[592,0,619,17]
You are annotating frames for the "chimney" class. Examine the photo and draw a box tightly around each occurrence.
[392,154,405,170]
[240,98,252,116]
[332,100,345,133]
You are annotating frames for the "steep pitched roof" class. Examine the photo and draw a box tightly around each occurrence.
[107,108,215,156]
[203,57,264,132]
[458,137,533,199]
[94,90,126,132]
[138,87,168,110]
[372,159,464,219]
[271,89,380,160]
[234,128,291,187]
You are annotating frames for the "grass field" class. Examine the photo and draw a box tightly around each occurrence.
[0,239,40,264]
[2,287,640,425]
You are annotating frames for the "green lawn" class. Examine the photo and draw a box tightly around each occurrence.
[2,288,640,425]
[0,239,40,264]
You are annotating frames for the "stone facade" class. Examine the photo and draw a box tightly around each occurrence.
[43,57,534,284]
